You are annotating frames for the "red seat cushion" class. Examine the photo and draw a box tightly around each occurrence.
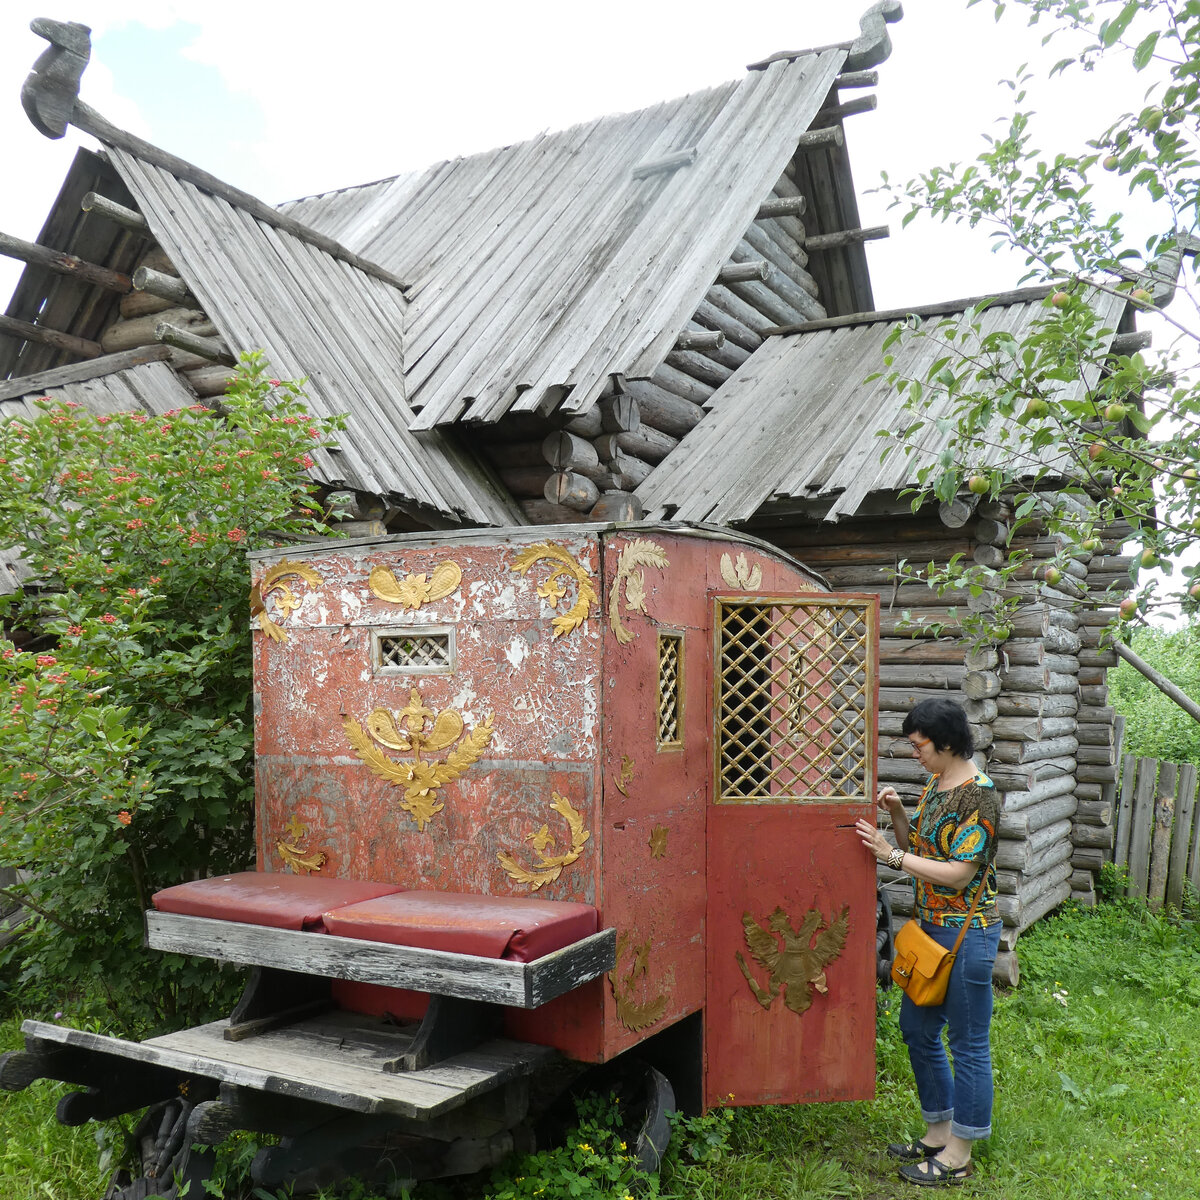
[151,872,404,932]
[322,891,598,962]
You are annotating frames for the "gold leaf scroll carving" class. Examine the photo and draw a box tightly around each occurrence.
[249,561,323,643]
[369,559,462,610]
[736,904,849,1016]
[648,825,668,860]
[609,931,668,1032]
[276,815,327,875]
[609,539,669,645]
[344,687,495,831]
[497,791,591,890]
[614,755,635,796]
[511,542,597,637]
[720,551,762,590]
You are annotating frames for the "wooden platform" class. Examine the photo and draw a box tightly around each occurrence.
[145,912,616,1008]
[21,1012,556,1118]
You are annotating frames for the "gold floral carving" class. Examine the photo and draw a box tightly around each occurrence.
[343,687,495,831]
[249,561,323,643]
[497,791,591,890]
[648,825,669,860]
[369,559,462,609]
[511,542,597,637]
[609,931,668,1033]
[736,904,849,1016]
[720,551,762,590]
[276,814,327,875]
[614,755,635,796]
[608,539,669,644]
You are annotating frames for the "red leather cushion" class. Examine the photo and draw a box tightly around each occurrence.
[322,891,598,962]
[151,872,404,932]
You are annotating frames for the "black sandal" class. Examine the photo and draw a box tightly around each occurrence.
[898,1156,974,1186]
[886,1139,943,1162]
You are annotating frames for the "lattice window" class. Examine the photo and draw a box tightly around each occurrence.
[716,597,875,803]
[657,632,684,747]
[374,627,454,673]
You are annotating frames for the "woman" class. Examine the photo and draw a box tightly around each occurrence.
[856,696,1001,1188]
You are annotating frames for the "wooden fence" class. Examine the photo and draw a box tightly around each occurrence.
[1113,754,1200,908]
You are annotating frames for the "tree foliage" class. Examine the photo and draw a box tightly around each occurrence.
[1108,622,1200,762]
[877,0,1200,632]
[0,355,343,1032]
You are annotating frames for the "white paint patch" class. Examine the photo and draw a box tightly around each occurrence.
[505,635,530,668]
[339,589,364,620]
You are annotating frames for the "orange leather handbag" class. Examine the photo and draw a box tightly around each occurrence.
[890,885,984,1006]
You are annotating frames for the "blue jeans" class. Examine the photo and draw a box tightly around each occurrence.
[898,919,1002,1141]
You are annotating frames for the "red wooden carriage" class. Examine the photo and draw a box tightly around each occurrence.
[2,522,880,1195]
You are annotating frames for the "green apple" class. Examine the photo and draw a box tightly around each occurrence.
[1043,565,1063,586]
[967,475,990,495]
[1105,402,1128,422]
[1051,291,1071,309]
[1119,596,1138,620]
[1024,397,1050,418]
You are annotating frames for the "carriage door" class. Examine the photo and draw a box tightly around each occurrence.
[705,593,879,1108]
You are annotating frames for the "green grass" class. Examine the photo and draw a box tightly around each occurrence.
[4,899,1200,1198]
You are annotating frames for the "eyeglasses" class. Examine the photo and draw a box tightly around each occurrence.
[907,735,932,753]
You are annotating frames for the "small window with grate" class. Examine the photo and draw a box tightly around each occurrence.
[374,626,454,674]
[716,597,875,803]
[657,631,684,747]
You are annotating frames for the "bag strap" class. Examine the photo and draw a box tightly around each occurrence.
[948,870,987,957]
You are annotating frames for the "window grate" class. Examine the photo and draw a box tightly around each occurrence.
[376,629,452,672]
[716,598,874,803]
[657,632,684,746]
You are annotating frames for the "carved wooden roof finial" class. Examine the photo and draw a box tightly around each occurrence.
[22,17,91,140]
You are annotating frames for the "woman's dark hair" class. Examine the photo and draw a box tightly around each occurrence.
[902,697,974,758]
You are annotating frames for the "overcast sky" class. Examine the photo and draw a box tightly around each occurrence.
[0,0,1159,309]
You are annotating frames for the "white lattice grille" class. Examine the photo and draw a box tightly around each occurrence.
[376,630,452,671]
[716,597,874,803]
[657,633,683,746]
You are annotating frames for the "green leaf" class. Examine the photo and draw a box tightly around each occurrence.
[1132,31,1159,70]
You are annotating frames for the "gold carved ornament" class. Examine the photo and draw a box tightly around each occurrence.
[608,930,668,1033]
[249,561,323,643]
[613,754,635,796]
[276,815,327,875]
[511,542,597,637]
[720,552,762,590]
[369,559,462,609]
[608,539,669,645]
[736,905,849,1016]
[648,824,668,860]
[497,791,591,890]
[343,687,495,831]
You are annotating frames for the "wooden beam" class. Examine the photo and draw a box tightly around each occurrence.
[81,192,148,234]
[0,345,172,403]
[155,321,234,365]
[0,230,131,293]
[718,260,771,284]
[133,266,196,307]
[0,314,101,359]
[763,285,1056,337]
[673,329,725,352]
[796,127,844,151]
[756,196,807,220]
[816,96,878,123]
[835,69,879,88]
[1109,330,1152,355]
[804,225,890,252]
[632,147,698,179]
[68,101,410,291]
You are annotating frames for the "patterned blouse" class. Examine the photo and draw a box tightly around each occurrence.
[907,770,1001,928]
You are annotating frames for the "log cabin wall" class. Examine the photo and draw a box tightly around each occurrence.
[756,497,1127,984]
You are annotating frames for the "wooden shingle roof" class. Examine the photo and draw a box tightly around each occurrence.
[636,289,1131,524]
[283,51,847,431]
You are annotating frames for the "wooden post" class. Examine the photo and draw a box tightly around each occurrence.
[718,260,771,285]
[0,230,132,293]
[804,225,889,252]
[1126,758,1157,899]
[673,329,725,352]
[1147,762,1176,910]
[1166,763,1197,910]
[755,196,807,220]
[133,266,196,307]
